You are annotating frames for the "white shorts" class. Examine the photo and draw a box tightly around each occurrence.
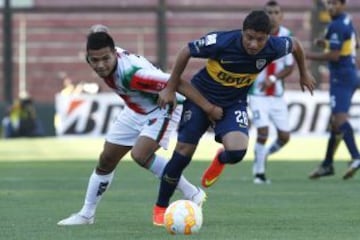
[249,95,290,132]
[106,105,182,150]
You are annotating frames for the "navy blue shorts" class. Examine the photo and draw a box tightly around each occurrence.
[177,100,249,144]
[329,68,359,113]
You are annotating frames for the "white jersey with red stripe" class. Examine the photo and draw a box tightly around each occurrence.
[103,47,184,114]
[249,26,294,97]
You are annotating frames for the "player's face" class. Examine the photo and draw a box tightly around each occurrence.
[265,5,283,33]
[242,29,269,55]
[87,47,117,78]
[325,0,344,17]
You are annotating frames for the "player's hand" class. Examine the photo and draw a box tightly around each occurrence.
[260,77,275,92]
[157,87,177,109]
[205,104,223,125]
[300,71,316,95]
[314,38,326,48]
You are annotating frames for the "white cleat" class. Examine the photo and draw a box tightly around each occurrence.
[57,213,94,226]
[253,177,271,184]
[343,159,360,180]
[253,174,271,184]
[187,187,207,207]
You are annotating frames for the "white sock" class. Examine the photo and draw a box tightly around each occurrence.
[79,170,114,218]
[148,154,198,199]
[177,176,198,200]
[253,142,267,175]
[148,154,167,178]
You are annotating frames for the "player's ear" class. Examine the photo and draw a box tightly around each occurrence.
[85,54,90,64]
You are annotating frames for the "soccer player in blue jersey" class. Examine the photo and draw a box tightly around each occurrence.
[152,10,316,225]
[307,0,360,180]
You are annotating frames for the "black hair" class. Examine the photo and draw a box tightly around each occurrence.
[265,0,279,7]
[243,10,272,34]
[86,32,115,51]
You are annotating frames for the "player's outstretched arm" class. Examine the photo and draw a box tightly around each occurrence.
[157,45,192,108]
[306,39,341,62]
[177,78,223,122]
[291,37,316,95]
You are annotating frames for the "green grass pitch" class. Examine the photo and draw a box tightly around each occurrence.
[0,137,359,240]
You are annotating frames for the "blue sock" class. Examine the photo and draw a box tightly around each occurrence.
[218,149,246,164]
[218,151,227,164]
[340,122,360,159]
[156,151,192,207]
[322,131,341,167]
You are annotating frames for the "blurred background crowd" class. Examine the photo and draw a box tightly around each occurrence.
[0,0,359,137]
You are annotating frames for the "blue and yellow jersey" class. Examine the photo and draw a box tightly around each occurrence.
[325,13,357,69]
[188,29,293,107]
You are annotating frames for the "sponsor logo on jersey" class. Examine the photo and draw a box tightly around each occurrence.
[220,59,240,64]
[206,59,258,88]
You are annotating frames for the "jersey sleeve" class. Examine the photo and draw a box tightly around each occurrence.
[326,23,344,51]
[272,36,293,60]
[188,32,221,58]
[129,69,169,93]
[284,52,295,66]
[129,69,185,103]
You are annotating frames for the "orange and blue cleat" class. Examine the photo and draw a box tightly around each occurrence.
[201,148,225,188]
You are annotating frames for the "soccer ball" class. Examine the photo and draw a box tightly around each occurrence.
[164,200,203,235]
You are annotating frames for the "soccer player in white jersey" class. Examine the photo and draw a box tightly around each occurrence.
[248,1,295,184]
[57,28,222,226]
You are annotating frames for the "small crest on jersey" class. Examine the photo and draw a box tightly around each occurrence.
[148,118,157,126]
[256,59,267,70]
[330,33,340,44]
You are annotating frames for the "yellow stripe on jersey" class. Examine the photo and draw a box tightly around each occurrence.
[206,59,258,88]
[324,37,356,56]
[340,38,355,56]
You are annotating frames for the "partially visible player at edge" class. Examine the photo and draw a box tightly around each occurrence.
[249,0,295,184]
[153,10,315,226]
[57,26,222,226]
[307,0,360,180]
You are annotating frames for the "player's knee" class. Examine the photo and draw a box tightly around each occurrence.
[224,149,247,164]
[130,151,149,167]
[279,133,290,145]
[97,152,118,174]
[256,134,268,144]
[257,128,269,143]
